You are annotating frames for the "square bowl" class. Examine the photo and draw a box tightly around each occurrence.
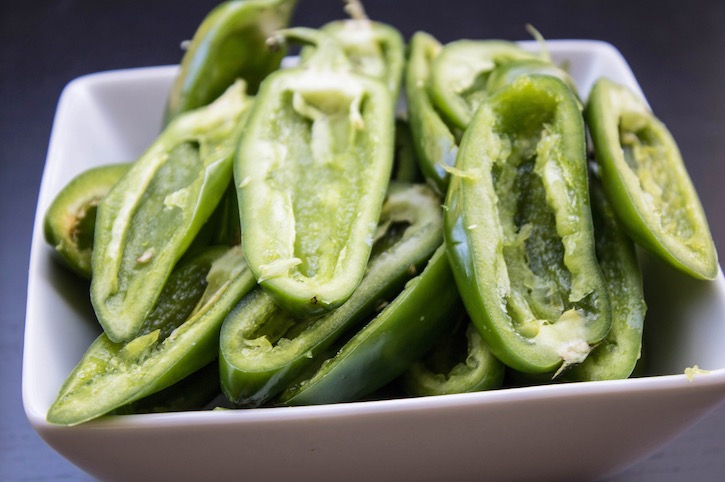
[23,40,725,481]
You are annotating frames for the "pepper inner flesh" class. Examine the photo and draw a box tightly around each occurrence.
[111,141,202,301]
[620,122,696,244]
[261,87,369,282]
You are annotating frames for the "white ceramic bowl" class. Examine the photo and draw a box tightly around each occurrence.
[23,40,725,481]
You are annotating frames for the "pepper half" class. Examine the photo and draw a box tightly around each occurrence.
[427,39,538,130]
[402,313,505,396]
[585,78,718,280]
[445,75,611,374]
[568,179,647,381]
[48,245,256,425]
[235,27,395,317]
[220,183,443,407]
[163,0,296,124]
[44,163,129,279]
[405,31,458,193]
[92,81,253,343]
[311,0,405,99]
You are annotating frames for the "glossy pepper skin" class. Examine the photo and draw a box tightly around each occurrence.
[220,183,443,407]
[405,32,459,193]
[445,75,611,375]
[48,246,256,426]
[427,39,537,131]
[91,81,253,343]
[44,163,129,279]
[568,180,646,381]
[235,28,395,318]
[279,245,458,405]
[585,78,718,280]
[163,0,296,124]
[402,313,505,396]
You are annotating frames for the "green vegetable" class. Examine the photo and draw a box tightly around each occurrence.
[235,27,395,317]
[486,58,578,96]
[568,180,647,381]
[48,245,256,425]
[44,163,129,279]
[445,75,611,374]
[428,39,538,130]
[220,183,443,407]
[279,245,458,405]
[585,78,718,280]
[312,0,405,99]
[164,0,296,124]
[402,314,505,396]
[91,81,254,343]
[405,31,459,193]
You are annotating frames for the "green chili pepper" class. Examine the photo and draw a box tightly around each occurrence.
[164,0,296,124]
[235,27,395,317]
[568,179,646,381]
[486,58,578,97]
[310,0,405,99]
[44,163,129,279]
[585,78,718,280]
[402,314,505,396]
[405,31,459,193]
[220,183,443,407]
[445,75,611,375]
[427,39,538,131]
[91,81,254,343]
[279,245,458,405]
[48,245,256,426]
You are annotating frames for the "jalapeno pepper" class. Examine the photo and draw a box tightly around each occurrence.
[392,119,424,183]
[568,180,646,381]
[427,39,538,131]
[164,0,296,124]
[585,78,718,280]
[309,0,405,99]
[402,313,505,396]
[486,58,578,97]
[235,27,395,317]
[48,245,256,425]
[92,81,254,343]
[220,183,443,407]
[44,163,129,279]
[279,245,457,405]
[445,75,611,375]
[405,31,459,193]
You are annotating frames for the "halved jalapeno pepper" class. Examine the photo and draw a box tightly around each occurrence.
[405,31,459,193]
[48,245,256,425]
[585,78,718,280]
[235,27,395,317]
[402,313,505,396]
[311,1,405,99]
[445,75,611,374]
[568,179,647,381]
[427,39,538,131]
[92,81,254,343]
[220,183,443,407]
[164,0,296,124]
[44,163,129,279]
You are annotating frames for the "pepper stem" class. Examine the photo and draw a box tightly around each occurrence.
[343,0,369,21]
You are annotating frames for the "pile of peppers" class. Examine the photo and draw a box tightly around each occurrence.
[43,0,718,425]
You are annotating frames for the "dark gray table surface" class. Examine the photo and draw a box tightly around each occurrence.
[3,1,724,480]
